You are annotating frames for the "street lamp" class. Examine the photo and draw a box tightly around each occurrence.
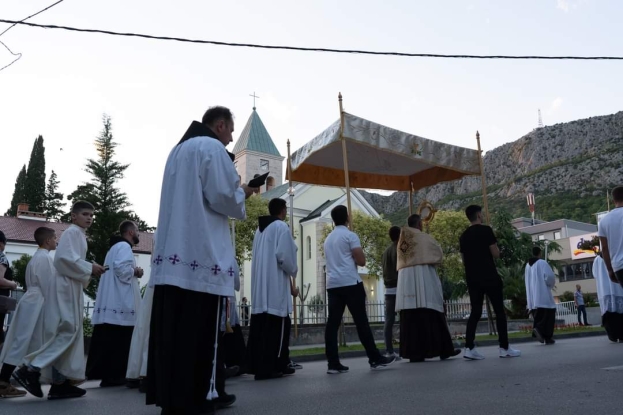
[544,239,550,261]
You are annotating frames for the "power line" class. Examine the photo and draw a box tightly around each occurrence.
[0,0,64,37]
[1,18,623,61]
[0,1,65,72]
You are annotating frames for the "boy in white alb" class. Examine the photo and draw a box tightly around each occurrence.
[14,201,105,400]
[0,227,57,398]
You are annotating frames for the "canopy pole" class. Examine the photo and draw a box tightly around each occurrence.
[476,131,490,224]
[408,182,414,215]
[476,131,496,336]
[339,92,353,230]
[287,139,298,338]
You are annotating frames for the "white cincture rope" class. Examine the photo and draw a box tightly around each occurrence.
[277,317,285,358]
[206,297,222,400]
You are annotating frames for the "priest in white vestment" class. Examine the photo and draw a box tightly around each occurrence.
[15,201,105,400]
[0,227,57,398]
[525,246,557,345]
[593,254,623,342]
[396,214,460,362]
[246,198,299,380]
[86,220,143,386]
[146,107,256,414]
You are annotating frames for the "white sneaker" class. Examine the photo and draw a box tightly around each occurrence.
[463,347,485,360]
[386,352,402,361]
[499,346,521,358]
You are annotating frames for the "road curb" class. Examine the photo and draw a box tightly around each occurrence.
[292,330,608,363]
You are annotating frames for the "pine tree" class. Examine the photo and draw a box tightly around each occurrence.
[5,165,27,216]
[24,135,46,213]
[44,170,65,221]
[65,115,151,299]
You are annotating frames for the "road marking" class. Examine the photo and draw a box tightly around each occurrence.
[602,365,623,371]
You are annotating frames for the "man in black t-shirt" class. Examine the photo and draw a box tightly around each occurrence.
[459,205,520,360]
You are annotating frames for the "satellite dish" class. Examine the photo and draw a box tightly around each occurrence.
[417,200,436,224]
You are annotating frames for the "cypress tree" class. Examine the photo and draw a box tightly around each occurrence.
[24,135,47,212]
[5,165,28,216]
[44,170,65,221]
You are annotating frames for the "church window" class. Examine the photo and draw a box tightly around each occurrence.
[260,159,269,171]
[307,236,312,259]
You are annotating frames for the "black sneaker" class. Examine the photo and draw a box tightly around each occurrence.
[327,363,349,374]
[100,378,126,387]
[545,339,556,345]
[440,348,462,360]
[214,393,236,409]
[224,365,239,379]
[288,360,303,370]
[12,366,43,398]
[126,378,141,389]
[48,381,86,400]
[370,354,396,370]
[282,367,295,375]
[139,378,148,394]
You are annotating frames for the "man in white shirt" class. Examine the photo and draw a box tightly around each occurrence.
[524,246,556,345]
[598,186,623,286]
[146,106,256,414]
[86,220,143,387]
[323,205,395,374]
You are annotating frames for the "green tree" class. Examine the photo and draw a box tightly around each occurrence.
[6,165,27,216]
[65,115,150,299]
[233,195,269,266]
[44,170,65,221]
[11,254,31,290]
[24,135,47,213]
[320,210,391,280]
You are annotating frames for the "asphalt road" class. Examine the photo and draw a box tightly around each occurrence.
[1,336,621,415]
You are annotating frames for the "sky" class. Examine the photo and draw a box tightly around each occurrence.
[0,0,621,227]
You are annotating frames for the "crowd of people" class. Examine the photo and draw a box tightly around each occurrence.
[0,104,622,415]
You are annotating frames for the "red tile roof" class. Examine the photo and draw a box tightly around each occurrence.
[0,216,154,254]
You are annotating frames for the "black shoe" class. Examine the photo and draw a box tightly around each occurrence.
[214,393,236,409]
[282,367,295,375]
[533,328,545,344]
[12,366,43,398]
[254,372,283,380]
[440,349,462,360]
[100,378,126,387]
[224,365,239,379]
[48,381,86,400]
[545,339,556,345]
[370,354,396,370]
[327,363,349,374]
[139,378,148,393]
[126,378,141,389]
[409,358,424,363]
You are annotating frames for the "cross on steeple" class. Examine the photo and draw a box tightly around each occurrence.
[250,92,260,110]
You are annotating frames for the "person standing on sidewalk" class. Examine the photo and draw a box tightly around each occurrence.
[324,205,395,374]
[575,285,589,326]
[459,205,521,360]
[381,226,401,360]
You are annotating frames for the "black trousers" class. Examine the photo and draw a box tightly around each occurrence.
[465,282,509,350]
[533,308,556,340]
[146,285,225,412]
[603,312,623,342]
[246,313,291,377]
[325,282,381,365]
[86,323,134,381]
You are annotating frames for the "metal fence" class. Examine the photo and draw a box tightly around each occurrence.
[2,294,585,333]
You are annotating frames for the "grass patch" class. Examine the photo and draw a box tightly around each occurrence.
[289,326,605,357]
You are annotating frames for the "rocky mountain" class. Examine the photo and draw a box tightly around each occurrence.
[361,111,623,226]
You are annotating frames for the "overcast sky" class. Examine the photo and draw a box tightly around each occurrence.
[0,0,620,226]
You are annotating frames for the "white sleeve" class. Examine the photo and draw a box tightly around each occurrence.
[542,261,556,289]
[54,230,92,283]
[524,265,533,310]
[276,226,298,278]
[200,146,246,220]
[113,245,135,284]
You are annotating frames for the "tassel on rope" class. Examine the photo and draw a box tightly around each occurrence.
[206,297,222,400]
